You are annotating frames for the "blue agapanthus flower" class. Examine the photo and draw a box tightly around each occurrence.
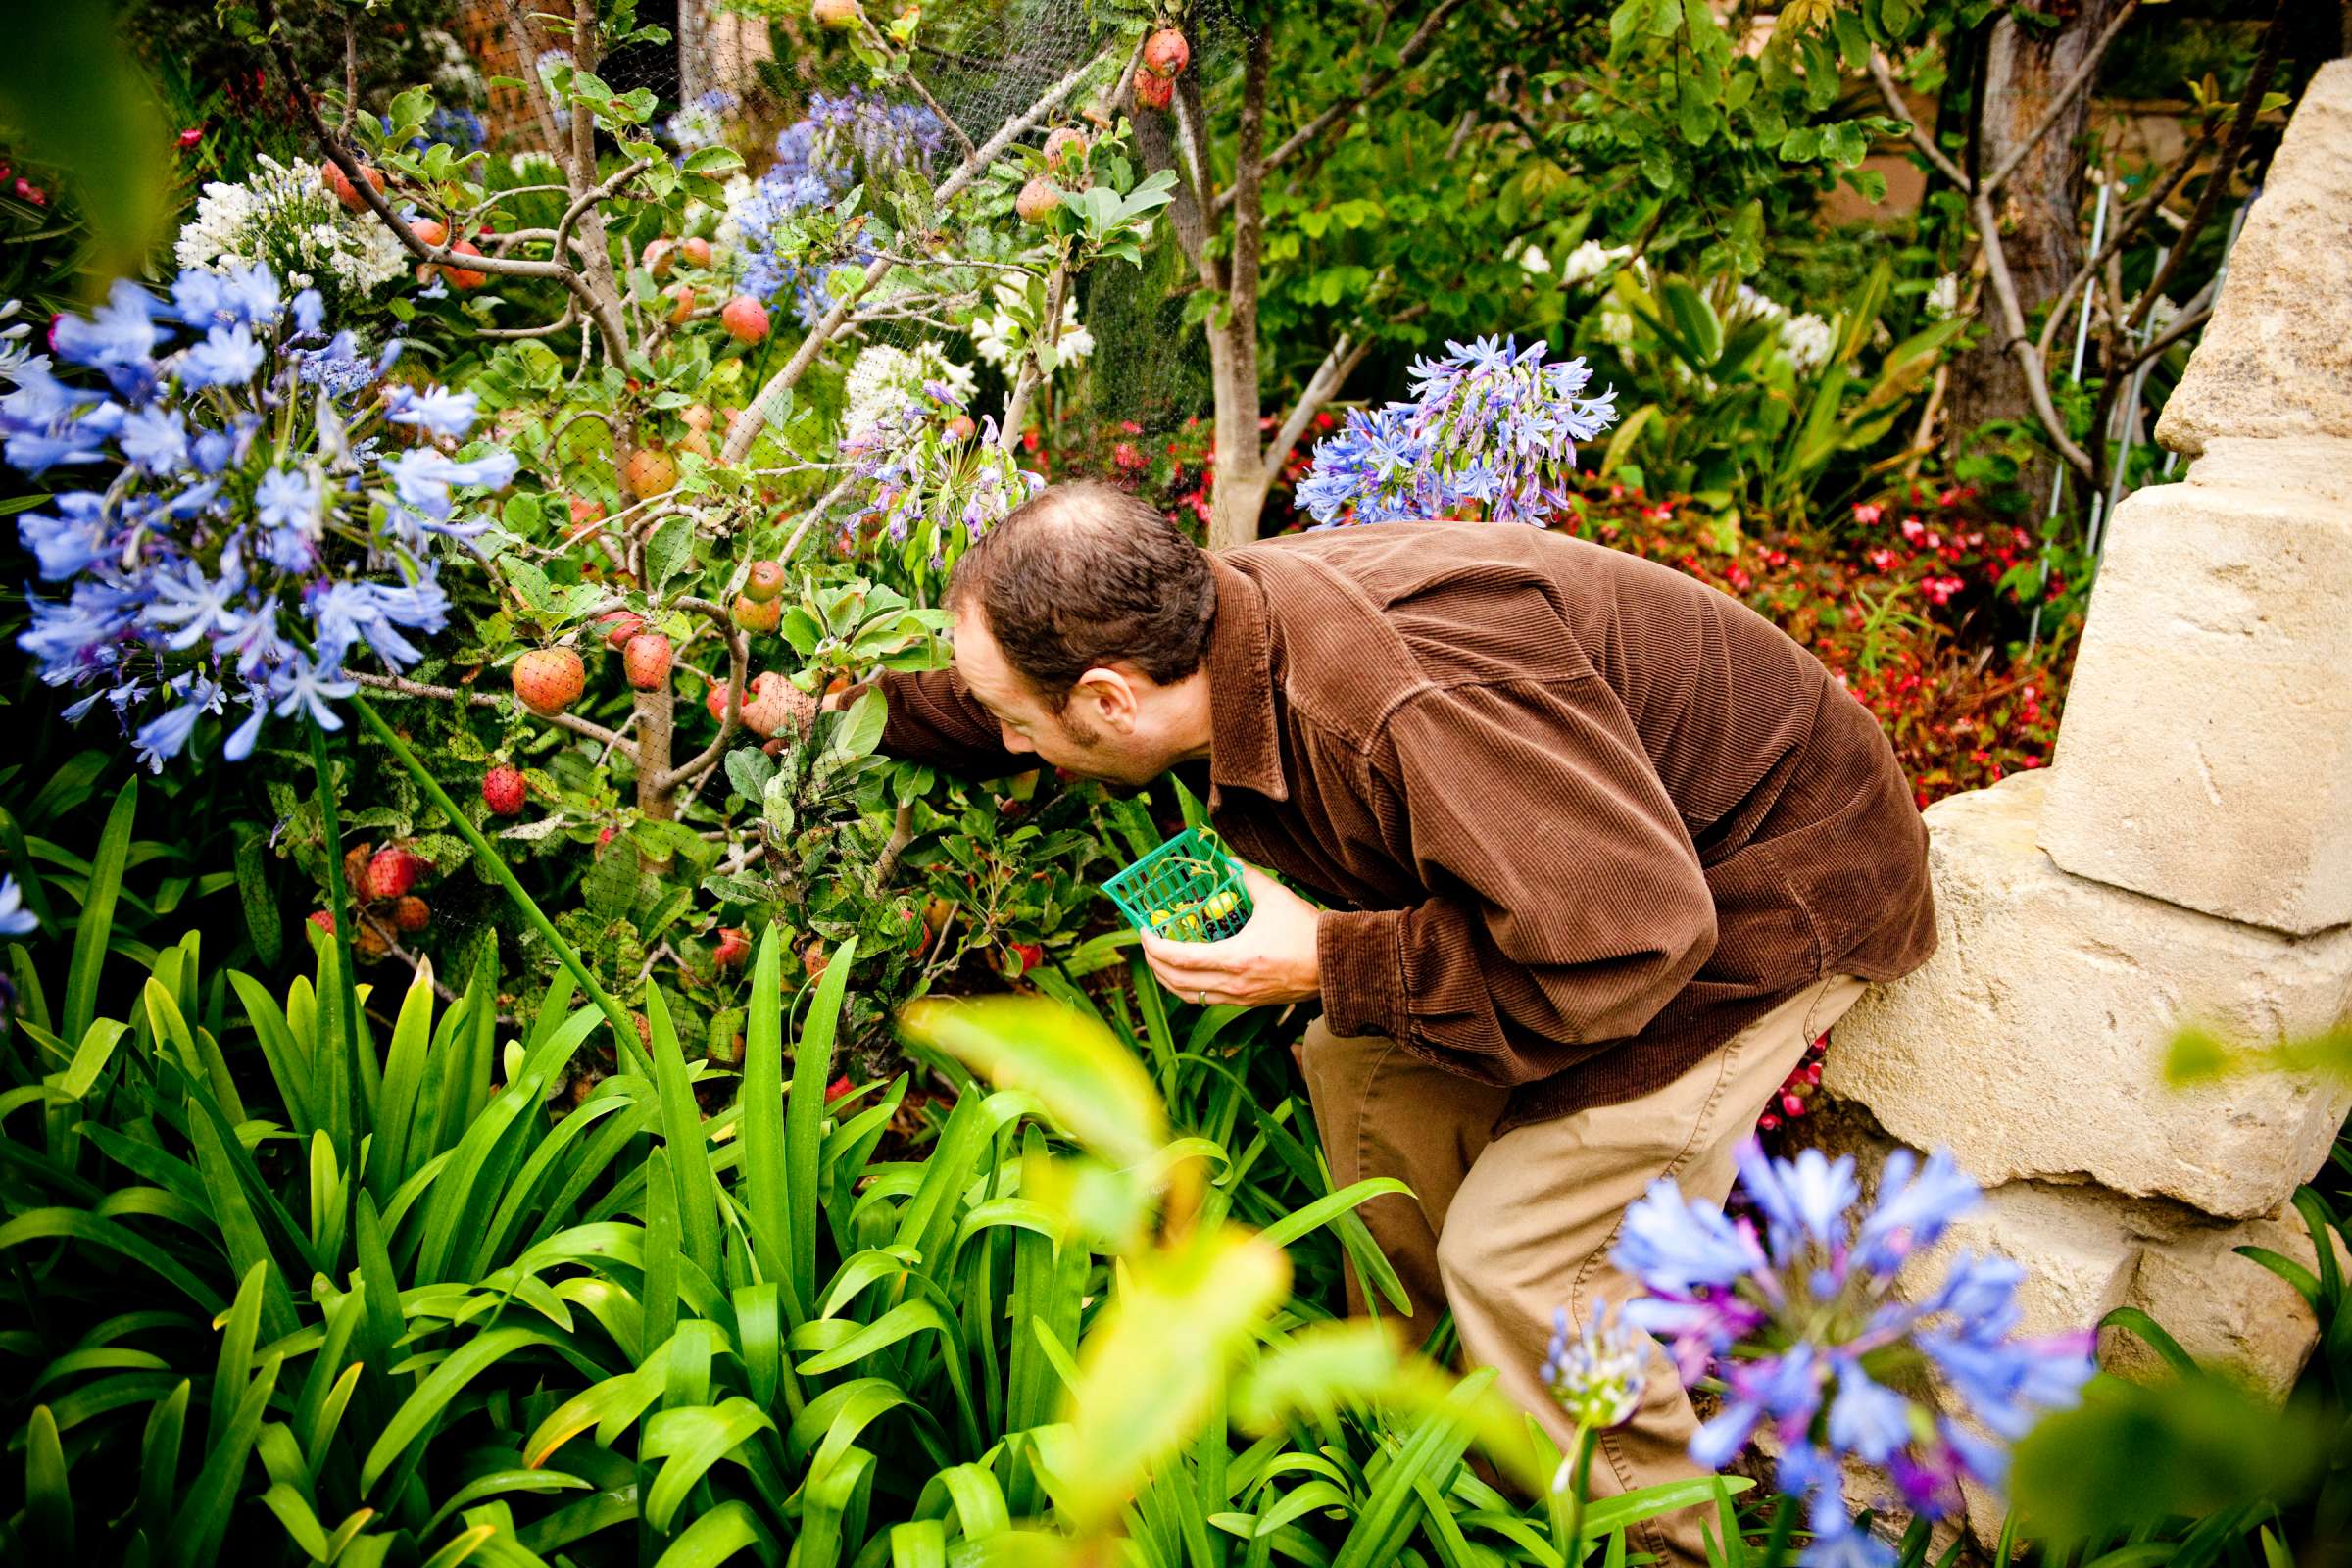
[1613,1141,2095,1567]
[0,876,36,937]
[731,90,945,327]
[3,263,497,770]
[1298,335,1618,527]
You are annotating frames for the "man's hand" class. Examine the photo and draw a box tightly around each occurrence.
[1139,863,1322,1008]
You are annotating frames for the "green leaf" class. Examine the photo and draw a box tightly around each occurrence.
[167,1353,280,1568]
[362,1327,563,1494]
[901,996,1166,1169]
[782,933,857,1314]
[653,1500,772,1568]
[233,821,282,971]
[648,984,722,1283]
[642,1397,777,1531]
[64,780,135,1047]
[25,1404,74,1559]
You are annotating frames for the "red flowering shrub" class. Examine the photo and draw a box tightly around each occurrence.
[1560,480,2072,806]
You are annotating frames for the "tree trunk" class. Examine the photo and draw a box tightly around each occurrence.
[1205,321,1270,551]
[1202,28,1274,553]
[634,685,676,821]
[1945,0,2131,494]
[677,0,710,110]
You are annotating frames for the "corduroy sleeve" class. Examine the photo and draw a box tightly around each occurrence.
[870,668,1026,777]
[1314,677,1719,1084]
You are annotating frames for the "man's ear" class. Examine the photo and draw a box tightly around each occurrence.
[1071,666,1140,733]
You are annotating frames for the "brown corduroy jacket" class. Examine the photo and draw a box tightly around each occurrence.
[878,521,1936,1129]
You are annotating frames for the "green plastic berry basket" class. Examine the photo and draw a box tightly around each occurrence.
[1102,827,1253,943]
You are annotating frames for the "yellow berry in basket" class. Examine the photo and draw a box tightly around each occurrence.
[1201,889,1238,921]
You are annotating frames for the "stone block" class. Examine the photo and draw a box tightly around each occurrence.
[2117,1198,2336,1398]
[2036,454,2352,934]
[2159,61,2352,454]
[1822,774,2352,1219]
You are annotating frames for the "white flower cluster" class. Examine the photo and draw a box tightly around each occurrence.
[420,28,484,102]
[1925,273,1961,320]
[842,341,978,440]
[966,279,1094,373]
[173,157,409,315]
[1561,240,1640,288]
[1732,284,1835,374]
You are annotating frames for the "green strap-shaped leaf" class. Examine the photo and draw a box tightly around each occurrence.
[167,1352,281,1568]
[209,1262,268,1452]
[640,1396,777,1532]
[228,970,316,1141]
[650,1499,772,1568]
[370,960,440,1201]
[361,1327,561,1494]
[740,922,799,1319]
[64,779,135,1047]
[788,934,858,1314]
[24,1404,74,1559]
[647,985,721,1284]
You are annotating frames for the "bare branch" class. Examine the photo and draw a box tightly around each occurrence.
[1000,264,1067,447]
[1972,188,2097,482]
[655,597,752,792]
[860,18,978,161]
[349,669,641,759]
[1213,0,1470,216]
[556,156,656,260]
[478,302,580,340]
[2121,0,2284,335]
[1868,52,1970,191]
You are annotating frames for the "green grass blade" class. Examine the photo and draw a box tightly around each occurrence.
[741,922,801,1319]
[167,1352,281,1568]
[208,1262,267,1452]
[652,1499,771,1568]
[648,984,722,1284]
[789,935,858,1312]
[25,1403,74,1558]
[370,959,439,1202]
[228,970,315,1140]
[63,780,136,1047]
[360,1326,560,1494]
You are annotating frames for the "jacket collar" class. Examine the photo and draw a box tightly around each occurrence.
[1203,553,1289,805]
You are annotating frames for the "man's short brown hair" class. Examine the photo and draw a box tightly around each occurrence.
[944,480,1216,707]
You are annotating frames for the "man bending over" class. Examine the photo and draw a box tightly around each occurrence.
[858,480,1935,1563]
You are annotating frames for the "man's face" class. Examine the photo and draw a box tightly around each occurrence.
[949,605,1181,786]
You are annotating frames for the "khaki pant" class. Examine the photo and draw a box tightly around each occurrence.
[1298,974,1868,1566]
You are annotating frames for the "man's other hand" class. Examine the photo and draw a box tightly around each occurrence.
[1139,864,1321,1008]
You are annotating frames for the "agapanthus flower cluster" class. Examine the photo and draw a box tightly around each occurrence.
[842,378,1042,570]
[1297,336,1619,527]
[729,91,945,325]
[6,264,511,771]
[1613,1141,2096,1567]
[1541,1303,1648,1446]
[173,156,410,321]
[842,341,978,441]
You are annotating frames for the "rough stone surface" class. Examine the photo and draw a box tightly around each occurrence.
[2036,452,2352,933]
[2158,60,2352,454]
[1823,773,2352,1218]
[2118,1199,2336,1398]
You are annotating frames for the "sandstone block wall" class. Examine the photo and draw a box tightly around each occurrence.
[1809,57,2352,1550]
